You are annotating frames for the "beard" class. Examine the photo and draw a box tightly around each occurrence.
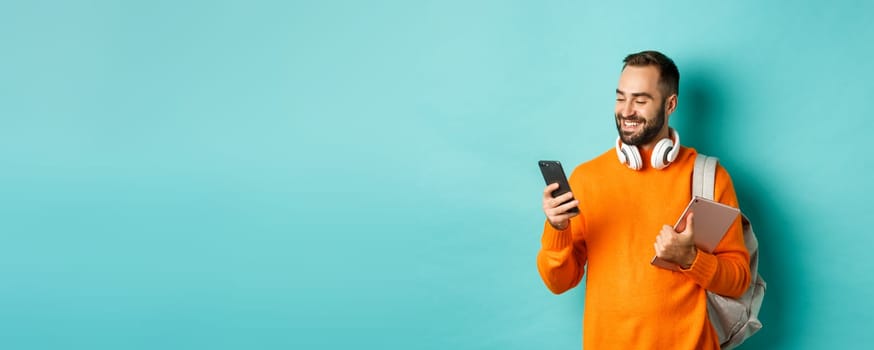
[615,101,667,146]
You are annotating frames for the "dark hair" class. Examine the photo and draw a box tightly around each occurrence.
[623,50,680,97]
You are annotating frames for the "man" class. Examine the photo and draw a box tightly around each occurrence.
[537,50,751,349]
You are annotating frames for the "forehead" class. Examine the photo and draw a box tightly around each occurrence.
[617,65,661,96]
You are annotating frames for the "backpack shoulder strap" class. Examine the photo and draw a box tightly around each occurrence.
[693,154,719,200]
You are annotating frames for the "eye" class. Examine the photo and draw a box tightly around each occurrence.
[616,97,626,102]
[634,100,646,105]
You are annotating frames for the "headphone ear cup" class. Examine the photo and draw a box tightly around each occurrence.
[651,138,674,169]
[623,144,642,170]
[666,128,681,163]
[616,142,628,164]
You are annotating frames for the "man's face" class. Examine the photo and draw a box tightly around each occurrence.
[614,65,669,146]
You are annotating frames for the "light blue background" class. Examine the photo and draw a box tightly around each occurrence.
[1,1,871,349]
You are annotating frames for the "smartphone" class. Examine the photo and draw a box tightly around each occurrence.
[538,160,579,214]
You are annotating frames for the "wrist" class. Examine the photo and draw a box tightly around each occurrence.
[680,247,698,270]
[549,220,569,231]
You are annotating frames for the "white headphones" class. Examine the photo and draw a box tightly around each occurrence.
[615,128,681,170]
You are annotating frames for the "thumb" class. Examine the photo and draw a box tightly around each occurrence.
[681,212,695,237]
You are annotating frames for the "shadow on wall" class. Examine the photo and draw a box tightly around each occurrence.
[674,72,719,155]
[561,65,803,349]
[676,67,804,349]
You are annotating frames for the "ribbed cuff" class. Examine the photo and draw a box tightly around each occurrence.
[681,250,718,288]
[541,220,573,251]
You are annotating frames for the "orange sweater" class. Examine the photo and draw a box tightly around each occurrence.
[537,146,751,350]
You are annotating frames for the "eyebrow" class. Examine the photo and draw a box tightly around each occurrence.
[615,89,654,99]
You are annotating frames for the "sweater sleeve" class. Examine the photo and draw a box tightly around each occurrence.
[536,214,588,294]
[680,164,751,298]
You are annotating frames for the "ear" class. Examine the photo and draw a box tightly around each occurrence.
[665,93,678,116]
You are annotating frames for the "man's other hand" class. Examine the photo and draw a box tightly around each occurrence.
[654,212,698,269]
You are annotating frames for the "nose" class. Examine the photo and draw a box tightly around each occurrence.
[620,100,635,118]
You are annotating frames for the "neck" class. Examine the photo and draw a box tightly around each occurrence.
[639,127,672,151]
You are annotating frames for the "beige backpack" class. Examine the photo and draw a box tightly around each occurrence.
[693,155,767,349]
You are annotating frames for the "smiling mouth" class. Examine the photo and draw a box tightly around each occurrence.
[621,119,644,131]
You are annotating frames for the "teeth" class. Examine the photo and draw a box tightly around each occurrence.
[624,121,640,126]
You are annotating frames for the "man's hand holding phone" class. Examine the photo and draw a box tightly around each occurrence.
[542,183,579,230]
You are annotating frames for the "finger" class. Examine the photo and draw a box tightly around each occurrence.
[545,206,565,218]
[555,191,575,203]
[545,207,566,218]
[552,212,578,223]
[547,193,575,209]
[658,231,674,247]
[547,201,580,218]
[555,200,579,214]
[542,183,560,199]
[658,233,671,247]
[682,212,695,235]
[658,229,672,241]
[543,193,568,210]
